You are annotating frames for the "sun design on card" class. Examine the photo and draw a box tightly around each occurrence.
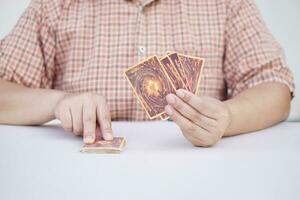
[144,77,162,97]
[125,56,175,118]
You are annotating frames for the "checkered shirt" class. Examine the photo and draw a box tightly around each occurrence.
[0,0,295,121]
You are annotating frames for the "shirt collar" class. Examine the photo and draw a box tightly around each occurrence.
[127,0,158,8]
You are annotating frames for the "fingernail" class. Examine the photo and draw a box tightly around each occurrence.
[84,135,94,143]
[104,133,113,141]
[165,105,173,116]
[176,89,185,98]
[166,94,176,105]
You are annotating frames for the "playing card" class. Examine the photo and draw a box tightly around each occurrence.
[177,54,204,94]
[160,113,170,120]
[160,56,186,90]
[81,137,126,154]
[168,52,189,90]
[125,56,176,119]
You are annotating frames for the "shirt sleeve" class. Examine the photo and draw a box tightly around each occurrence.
[223,0,295,98]
[0,0,56,89]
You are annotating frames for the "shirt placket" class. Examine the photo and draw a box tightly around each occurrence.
[134,1,153,61]
[132,0,155,120]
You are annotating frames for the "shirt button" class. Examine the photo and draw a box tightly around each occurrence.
[138,5,143,12]
[138,46,146,55]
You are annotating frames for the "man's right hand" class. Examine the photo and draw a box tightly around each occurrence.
[54,93,113,144]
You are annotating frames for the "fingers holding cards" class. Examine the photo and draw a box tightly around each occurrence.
[125,52,205,121]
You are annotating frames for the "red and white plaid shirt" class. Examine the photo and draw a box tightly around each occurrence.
[0,0,295,121]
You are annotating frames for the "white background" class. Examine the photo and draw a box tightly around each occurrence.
[0,0,299,121]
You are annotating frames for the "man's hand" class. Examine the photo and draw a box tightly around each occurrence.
[165,89,231,147]
[54,93,113,144]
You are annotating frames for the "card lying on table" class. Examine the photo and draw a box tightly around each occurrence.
[81,137,126,154]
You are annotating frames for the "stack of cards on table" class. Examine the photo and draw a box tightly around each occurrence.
[125,52,205,120]
[81,137,126,154]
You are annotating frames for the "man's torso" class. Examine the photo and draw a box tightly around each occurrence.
[47,0,228,120]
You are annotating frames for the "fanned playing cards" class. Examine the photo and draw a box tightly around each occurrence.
[125,52,205,120]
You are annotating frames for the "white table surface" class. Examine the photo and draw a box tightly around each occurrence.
[0,121,299,200]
